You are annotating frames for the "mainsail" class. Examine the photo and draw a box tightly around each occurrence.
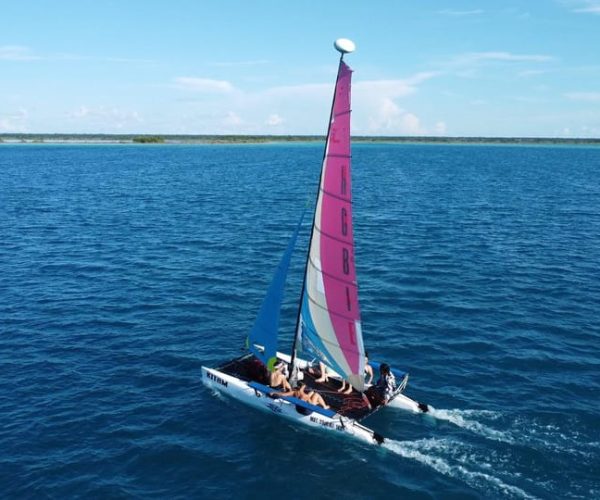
[297,59,365,390]
[248,211,305,371]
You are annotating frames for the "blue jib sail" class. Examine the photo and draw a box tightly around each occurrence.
[248,211,305,371]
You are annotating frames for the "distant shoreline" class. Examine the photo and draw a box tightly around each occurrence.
[1,133,599,146]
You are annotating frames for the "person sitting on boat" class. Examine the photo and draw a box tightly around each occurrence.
[364,362,396,407]
[375,363,396,405]
[337,351,374,395]
[307,360,329,384]
[301,382,330,409]
[272,382,330,410]
[364,352,374,385]
[269,361,292,392]
[273,360,289,378]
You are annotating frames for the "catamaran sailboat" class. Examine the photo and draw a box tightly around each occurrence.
[201,39,430,446]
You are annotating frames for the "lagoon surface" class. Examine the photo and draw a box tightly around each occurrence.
[1,143,599,498]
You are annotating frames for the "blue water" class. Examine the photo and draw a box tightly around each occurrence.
[1,143,599,498]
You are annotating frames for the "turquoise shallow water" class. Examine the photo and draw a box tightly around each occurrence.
[1,143,599,498]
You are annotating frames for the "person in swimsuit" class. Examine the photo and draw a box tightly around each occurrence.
[272,382,330,410]
[300,383,330,409]
[269,361,292,391]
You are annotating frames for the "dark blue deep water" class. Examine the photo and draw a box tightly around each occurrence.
[1,143,599,498]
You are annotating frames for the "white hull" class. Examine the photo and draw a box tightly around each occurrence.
[201,365,385,446]
[387,392,431,413]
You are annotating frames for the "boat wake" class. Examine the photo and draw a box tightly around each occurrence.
[383,437,536,499]
[423,408,597,459]
[427,408,514,443]
[384,408,598,497]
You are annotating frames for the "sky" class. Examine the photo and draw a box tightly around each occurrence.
[1,0,599,137]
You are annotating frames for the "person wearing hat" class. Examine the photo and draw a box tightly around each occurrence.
[269,361,291,391]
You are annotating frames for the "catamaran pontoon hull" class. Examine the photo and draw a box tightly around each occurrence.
[388,393,431,413]
[201,364,385,446]
[202,350,430,445]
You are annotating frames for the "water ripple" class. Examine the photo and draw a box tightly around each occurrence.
[1,144,599,498]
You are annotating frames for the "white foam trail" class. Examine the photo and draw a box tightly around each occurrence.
[509,416,598,459]
[428,408,514,443]
[423,409,597,460]
[384,438,536,499]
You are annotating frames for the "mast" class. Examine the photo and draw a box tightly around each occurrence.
[290,38,356,379]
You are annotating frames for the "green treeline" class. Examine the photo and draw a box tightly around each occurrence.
[1,133,599,145]
[132,136,165,143]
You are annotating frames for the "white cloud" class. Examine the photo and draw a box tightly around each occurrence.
[210,60,269,67]
[0,64,448,135]
[364,98,425,135]
[555,124,600,138]
[575,6,600,12]
[437,9,483,16]
[517,69,548,78]
[68,106,91,118]
[353,72,440,135]
[102,56,155,64]
[67,106,142,130]
[265,113,283,126]
[452,52,554,65]
[0,45,38,61]
[570,1,600,14]
[0,108,28,131]
[263,83,330,99]
[564,92,600,101]
[205,71,440,136]
[174,77,235,93]
[222,111,242,127]
[511,96,547,103]
[400,113,423,135]
[166,70,441,135]
[0,45,153,64]
[434,121,447,135]
[580,125,600,135]
[354,72,439,100]
[356,80,416,99]
[438,51,554,80]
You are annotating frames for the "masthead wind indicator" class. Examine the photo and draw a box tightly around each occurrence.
[334,38,356,54]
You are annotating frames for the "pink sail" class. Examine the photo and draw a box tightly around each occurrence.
[300,61,365,390]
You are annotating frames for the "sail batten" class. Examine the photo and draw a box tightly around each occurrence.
[305,293,357,321]
[298,59,365,390]
[307,256,356,283]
